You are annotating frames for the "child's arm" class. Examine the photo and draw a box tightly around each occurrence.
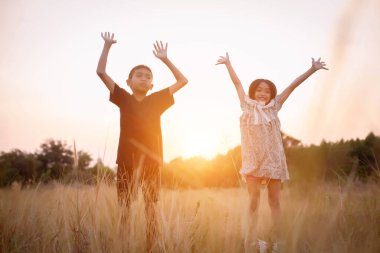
[153,41,188,95]
[278,57,328,105]
[96,32,117,93]
[216,53,245,103]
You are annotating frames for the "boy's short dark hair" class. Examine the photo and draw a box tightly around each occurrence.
[248,79,277,100]
[128,65,153,79]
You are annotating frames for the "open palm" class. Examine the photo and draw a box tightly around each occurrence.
[216,52,230,65]
[312,57,328,71]
[153,41,168,60]
[101,32,117,46]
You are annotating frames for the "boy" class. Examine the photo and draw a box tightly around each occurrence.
[96,32,188,251]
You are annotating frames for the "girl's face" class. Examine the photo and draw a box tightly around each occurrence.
[254,82,271,104]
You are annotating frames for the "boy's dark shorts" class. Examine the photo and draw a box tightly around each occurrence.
[117,161,160,204]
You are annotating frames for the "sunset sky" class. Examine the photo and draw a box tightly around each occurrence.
[1,0,379,166]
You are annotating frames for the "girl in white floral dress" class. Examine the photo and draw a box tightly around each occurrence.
[216,53,327,252]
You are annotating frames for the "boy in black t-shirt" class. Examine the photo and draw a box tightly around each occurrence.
[96,32,188,251]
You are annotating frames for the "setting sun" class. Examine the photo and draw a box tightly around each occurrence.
[180,133,220,159]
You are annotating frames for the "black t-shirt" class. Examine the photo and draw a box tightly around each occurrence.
[110,84,174,166]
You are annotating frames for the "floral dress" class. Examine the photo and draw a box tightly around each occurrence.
[240,95,289,181]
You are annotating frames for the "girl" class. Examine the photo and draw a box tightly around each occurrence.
[216,53,327,252]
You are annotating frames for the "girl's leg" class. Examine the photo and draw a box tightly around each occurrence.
[245,176,262,251]
[247,176,262,214]
[267,179,282,243]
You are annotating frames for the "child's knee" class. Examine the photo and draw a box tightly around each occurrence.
[268,195,280,209]
[249,197,260,213]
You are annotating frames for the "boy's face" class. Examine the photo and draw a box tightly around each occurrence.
[254,82,271,104]
[127,68,153,93]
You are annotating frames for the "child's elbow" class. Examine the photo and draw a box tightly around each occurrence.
[96,70,105,77]
[182,78,188,86]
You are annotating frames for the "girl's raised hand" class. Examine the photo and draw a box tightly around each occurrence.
[216,53,231,65]
[101,32,117,46]
[153,41,168,60]
[312,57,328,71]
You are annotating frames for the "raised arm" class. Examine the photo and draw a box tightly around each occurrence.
[153,41,188,95]
[278,57,328,105]
[96,32,117,93]
[216,53,246,103]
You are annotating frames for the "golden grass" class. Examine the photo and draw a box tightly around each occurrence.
[0,181,379,253]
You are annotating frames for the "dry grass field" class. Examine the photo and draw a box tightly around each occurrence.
[1,180,379,253]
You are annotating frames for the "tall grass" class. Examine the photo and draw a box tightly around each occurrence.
[0,180,379,252]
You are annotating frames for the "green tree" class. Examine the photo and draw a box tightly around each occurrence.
[77,151,92,170]
[88,159,116,184]
[349,132,378,180]
[0,149,40,187]
[37,139,74,182]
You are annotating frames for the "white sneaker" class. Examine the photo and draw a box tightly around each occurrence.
[257,239,268,253]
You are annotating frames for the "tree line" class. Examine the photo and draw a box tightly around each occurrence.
[0,140,114,187]
[1,133,379,188]
[162,132,380,188]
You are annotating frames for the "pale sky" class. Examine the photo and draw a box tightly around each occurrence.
[1,0,379,166]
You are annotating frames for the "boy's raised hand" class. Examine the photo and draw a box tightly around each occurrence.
[216,52,231,65]
[153,41,168,61]
[311,57,328,71]
[101,32,117,46]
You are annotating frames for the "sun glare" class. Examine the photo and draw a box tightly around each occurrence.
[181,134,218,159]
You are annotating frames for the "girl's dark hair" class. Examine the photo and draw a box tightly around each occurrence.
[128,65,153,79]
[248,79,277,100]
